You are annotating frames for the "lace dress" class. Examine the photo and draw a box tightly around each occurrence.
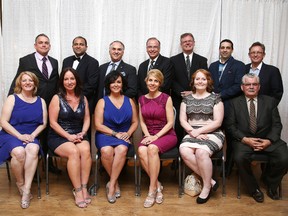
[180,93,224,155]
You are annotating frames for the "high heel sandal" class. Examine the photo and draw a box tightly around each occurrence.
[81,184,92,204]
[72,187,87,208]
[16,182,24,196]
[115,183,121,198]
[156,182,164,204]
[106,182,116,204]
[21,191,33,209]
[144,190,156,208]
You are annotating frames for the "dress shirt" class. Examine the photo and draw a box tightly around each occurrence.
[35,52,52,78]
[249,62,263,76]
[246,96,258,117]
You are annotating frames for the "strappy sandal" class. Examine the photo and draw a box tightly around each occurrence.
[106,182,116,204]
[72,187,87,208]
[82,184,92,204]
[21,191,33,209]
[144,190,156,208]
[16,182,24,196]
[156,182,164,204]
[115,183,121,198]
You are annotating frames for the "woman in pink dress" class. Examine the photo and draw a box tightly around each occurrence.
[138,69,177,208]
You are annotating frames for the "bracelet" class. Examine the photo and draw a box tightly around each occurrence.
[112,130,118,137]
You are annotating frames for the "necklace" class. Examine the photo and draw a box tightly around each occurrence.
[21,93,35,103]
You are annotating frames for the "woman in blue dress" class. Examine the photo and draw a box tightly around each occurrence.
[48,68,91,208]
[94,70,138,203]
[0,71,47,209]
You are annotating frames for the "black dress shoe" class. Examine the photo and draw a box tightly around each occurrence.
[212,180,219,192]
[252,189,264,203]
[196,189,212,204]
[267,188,280,200]
[48,164,62,175]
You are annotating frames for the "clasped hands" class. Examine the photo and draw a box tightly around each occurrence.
[242,137,271,151]
[141,135,158,145]
[114,132,131,143]
[20,134,35,144]
[68,132,85,143]
[187,129,208,140]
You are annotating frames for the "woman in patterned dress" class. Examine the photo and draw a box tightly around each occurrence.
[179,69,225,204]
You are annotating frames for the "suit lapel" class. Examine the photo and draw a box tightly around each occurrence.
[239,95,250,125]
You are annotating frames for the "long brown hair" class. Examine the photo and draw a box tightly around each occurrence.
[190,69,214,93]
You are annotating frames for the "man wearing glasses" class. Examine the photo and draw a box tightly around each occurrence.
[226,73,288,203]
[245,42,283,104]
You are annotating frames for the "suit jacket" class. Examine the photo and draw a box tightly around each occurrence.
[245,63,283,104]
[8,53,59,105]
[209,57,245,116]
[96,60,137,102]
[62,53,99,111]
[226,94,286,152]
[170,52,208,107]
[137,54,173,97]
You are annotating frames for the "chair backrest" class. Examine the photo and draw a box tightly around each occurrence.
[173,107,176,129]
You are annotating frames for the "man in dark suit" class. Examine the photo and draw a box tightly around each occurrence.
[96,40,137,102]
[226,73,288,203]
[62,36,99,113]
[245,41,283,104]
[138,37,173,97]
[170,33,208,142]
[209,39,245,175]
[8,33,60,174]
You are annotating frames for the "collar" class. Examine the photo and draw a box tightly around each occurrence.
[250,62,263,71]
[150,55,159,63]
[245,96,258,103]
[35,52,48,60]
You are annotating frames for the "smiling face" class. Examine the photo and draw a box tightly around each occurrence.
[219,41,233,62]
[146,74,161,93]
[72,37,87,57]
[146,39,160,60]
[193,71,208,91]
[110,76,123,94]
[180,35,195,54]
[109,42,124,62]
[249,45,265,66]
[34,35,51,56]
[21,74,35,92]
[63,71,77,91]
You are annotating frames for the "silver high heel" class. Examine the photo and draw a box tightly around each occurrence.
[106,182,116,204]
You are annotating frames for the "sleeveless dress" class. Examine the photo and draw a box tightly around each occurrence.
[95,96,133,149]
[47,94,88,151]
[180,93,224,155]
[138,93,177,153]
[0,94,43,164]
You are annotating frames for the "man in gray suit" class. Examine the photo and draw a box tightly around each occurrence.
[226,73,288,202]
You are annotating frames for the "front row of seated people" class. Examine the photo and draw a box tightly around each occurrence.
[0,69,287,209]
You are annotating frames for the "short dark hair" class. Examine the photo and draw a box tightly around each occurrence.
[58,67,83,98]
[146,37,161,47]
[220,39,234,49]
[249,42,265,53]
[72,36,87,46]
[35,33,49,43]
[180,33,195,41]
[104,71,127,95]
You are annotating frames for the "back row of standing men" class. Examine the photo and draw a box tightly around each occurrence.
[7,33,284,175]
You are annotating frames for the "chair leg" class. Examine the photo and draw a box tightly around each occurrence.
[37,160,41,199]
[46,153,49,195]
[88,153,99,196]
[222,157,226,197]
[279,183,282,200]
[134,153,139,196]
[237,173,241,199]
[6,161,11,182]
[178,157,182,197]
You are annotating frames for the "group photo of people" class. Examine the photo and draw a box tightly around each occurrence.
[0,0,287,215]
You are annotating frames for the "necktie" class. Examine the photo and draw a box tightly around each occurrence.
[110,63,116,72]
[249,99,257,134]
[42,57,49,79]
[73,56,81,61]
[186,55,191,79]
[148,60,155,71]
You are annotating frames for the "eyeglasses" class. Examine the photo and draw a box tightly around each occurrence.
[249,51,264,55]
[147,46,159,49]
[243,83,259,87]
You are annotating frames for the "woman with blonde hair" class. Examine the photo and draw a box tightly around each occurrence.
[0,71,47,209]
[138,69,177,208]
